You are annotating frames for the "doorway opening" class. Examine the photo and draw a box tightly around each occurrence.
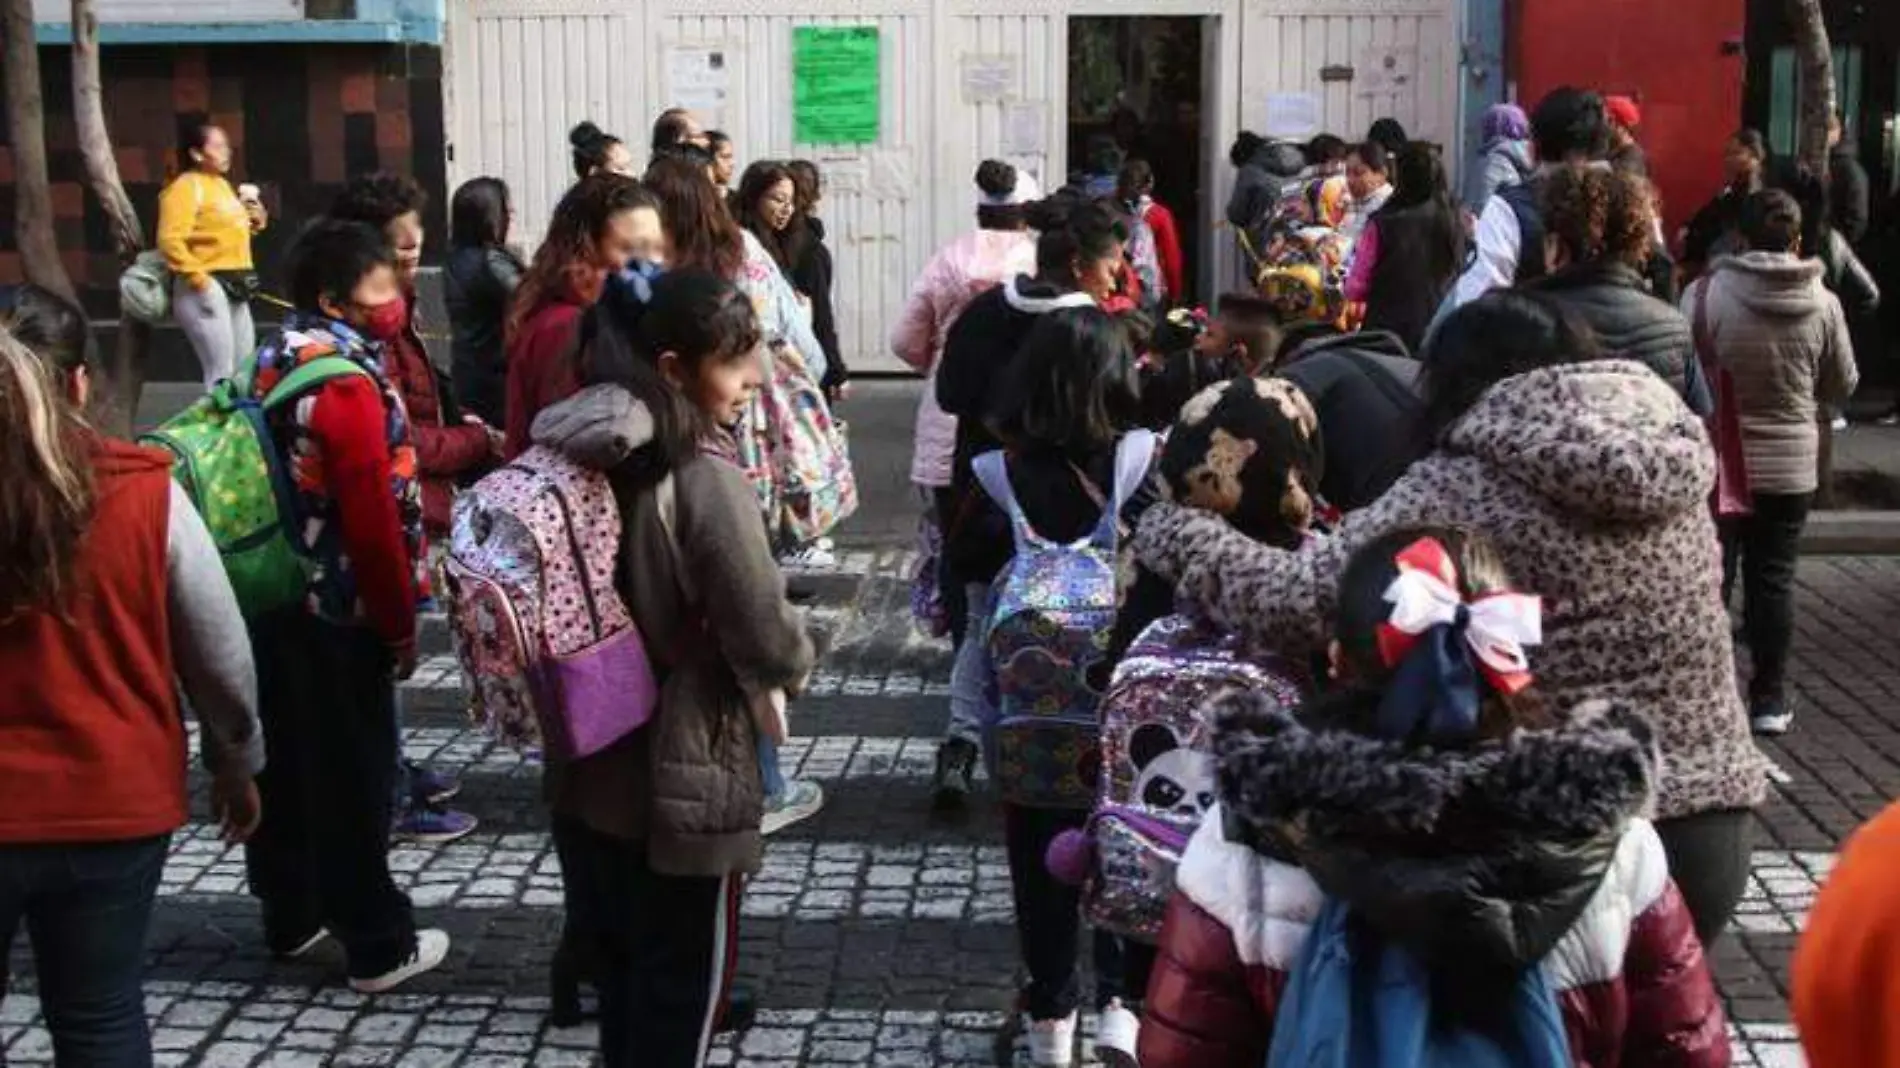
[1067,15,1207,300]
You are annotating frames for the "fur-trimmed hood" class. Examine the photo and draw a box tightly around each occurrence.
[1211,691,1660,975]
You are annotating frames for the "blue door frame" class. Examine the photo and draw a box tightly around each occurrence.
[1459,0,1508,193]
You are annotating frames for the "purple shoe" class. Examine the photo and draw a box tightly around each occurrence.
[407,761,461,805]
[392,804,479,845]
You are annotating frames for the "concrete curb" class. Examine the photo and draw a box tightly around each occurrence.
[1803,511,1900,555]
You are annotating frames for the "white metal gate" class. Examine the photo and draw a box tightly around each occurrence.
[446,0,1457,372]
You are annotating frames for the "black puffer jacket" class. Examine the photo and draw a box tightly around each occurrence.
[1276,331,1421,512]
[1532,262,1707,414]
[444,243,525,427]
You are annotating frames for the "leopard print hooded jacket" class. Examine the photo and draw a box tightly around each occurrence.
[1132,359,1768,820]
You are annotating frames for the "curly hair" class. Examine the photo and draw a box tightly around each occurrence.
[507,174,657,346]
[1541,164,1655,270]
[330,172,428,230]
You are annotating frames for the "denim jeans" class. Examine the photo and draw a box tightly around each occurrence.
[757,734,786,800]
[0,835,170,1067]
[945,583,994,748]
[1720,492,1814,704]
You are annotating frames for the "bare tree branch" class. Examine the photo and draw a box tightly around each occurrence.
[71,0,143,259]
[2,0,77,304]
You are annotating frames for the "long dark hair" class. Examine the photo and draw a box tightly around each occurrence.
[645,156,745,279]
[1380,143,1465,279]
[733,161,800,272]
[450,177,512,249]
[0,323,95,622]
[0,284,93,383]
[1415,290,1599,450]
[576,269,763,487]
[994,306,1141,454]
[508,174,657,345]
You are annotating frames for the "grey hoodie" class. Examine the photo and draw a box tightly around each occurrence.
[1135,361,1767,821]
[1686,252,1857,495]
[1466,137,1533,210]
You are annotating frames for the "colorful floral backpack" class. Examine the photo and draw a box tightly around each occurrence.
[909,508,951,638]
[1053,614,1308,941]
[973,430,1157,809]
[439,447,659,759]
[735,343,859,551]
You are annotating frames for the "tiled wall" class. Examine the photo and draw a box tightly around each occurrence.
[0,41,445,316]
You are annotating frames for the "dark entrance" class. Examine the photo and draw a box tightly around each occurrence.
[1067,16,1207,301]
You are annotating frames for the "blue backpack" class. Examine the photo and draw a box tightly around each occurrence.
[972,431,1157,810]
[1267,899,1573,1068]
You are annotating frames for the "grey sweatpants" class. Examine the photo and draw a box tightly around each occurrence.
[174,277,256,388]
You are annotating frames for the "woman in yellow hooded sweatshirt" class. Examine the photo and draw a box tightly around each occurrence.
[157,120,267,388]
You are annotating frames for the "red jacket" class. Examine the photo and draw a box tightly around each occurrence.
[1142,698,1731,1068]
[504,296,586,460]
[385,308,491,534]
[1145,199,1185,301]
[0,439,187,842]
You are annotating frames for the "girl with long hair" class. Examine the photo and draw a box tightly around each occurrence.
[785,160,848,399]
[0,292,263,1063]
[504,174,664,456]
[445,176,526,427]
[528,269,813,1067]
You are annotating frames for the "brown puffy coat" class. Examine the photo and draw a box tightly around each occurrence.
[534,385,813,877]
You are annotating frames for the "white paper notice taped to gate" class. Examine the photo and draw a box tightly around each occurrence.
[666,46,733,127]
[1002,102,1047,157]
[819,154,870,195]
[1263,93,1323,138]
[960,54,1018,103]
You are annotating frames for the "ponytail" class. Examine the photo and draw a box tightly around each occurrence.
[0,327,96,621]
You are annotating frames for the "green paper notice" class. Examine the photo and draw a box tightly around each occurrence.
[793,26,880,145]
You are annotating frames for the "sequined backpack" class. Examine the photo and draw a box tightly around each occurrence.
[973,431,1157,809]
[1078,614,1308,942]
[439,448,659,759]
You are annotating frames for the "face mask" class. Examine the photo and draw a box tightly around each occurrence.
[615,258,666,303]
[360,295,409,343]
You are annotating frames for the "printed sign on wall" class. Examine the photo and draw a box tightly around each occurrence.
[794,26,881,145]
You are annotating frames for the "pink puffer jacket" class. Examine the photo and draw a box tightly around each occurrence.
[891,229,1037,487]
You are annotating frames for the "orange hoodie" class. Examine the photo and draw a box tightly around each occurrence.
[1794,799,1900,1067]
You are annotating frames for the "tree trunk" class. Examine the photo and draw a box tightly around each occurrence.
[1,0,76,304]
[69,0,151,434]
[1787,0,1835,181]
[70,0,141,257]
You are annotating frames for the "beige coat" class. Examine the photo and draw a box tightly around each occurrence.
[1684,252,1857,496]
[533,386,814,878]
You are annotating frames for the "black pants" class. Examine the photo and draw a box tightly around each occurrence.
[0,836,168,1067]
[243,610,416,979]
[1002,805,1156,1020]
[553,817,739,1068]
[1655,808,1754,946]
[1720,492,1814,703]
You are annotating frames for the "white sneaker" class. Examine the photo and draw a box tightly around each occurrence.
[1095,999,1141,1068]
[1025,1011,1078,1067]
[761,779,826,836]
[1832,415,1850,432]
[349,929,450,994]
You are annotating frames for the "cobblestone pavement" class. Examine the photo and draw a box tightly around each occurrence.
[7,549,1900,1067]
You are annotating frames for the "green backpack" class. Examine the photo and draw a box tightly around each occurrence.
[141,355,370,616]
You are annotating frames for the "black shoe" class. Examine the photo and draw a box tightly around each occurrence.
[1750,696,1793,737]
[787,582,819,605]
[933,738,979,812]
[717,986,757,1035]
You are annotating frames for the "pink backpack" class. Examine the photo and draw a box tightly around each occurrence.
[440,447,659,759]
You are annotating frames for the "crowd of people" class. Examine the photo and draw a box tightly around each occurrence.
[0,82,1895,1068]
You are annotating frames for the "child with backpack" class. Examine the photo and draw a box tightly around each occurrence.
[944,305,1151,1067]
[1138,527,1731,1068]
[524,267,814,1067]
[204,219,447,992]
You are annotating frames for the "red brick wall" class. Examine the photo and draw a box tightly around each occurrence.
[0,42,445,315]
